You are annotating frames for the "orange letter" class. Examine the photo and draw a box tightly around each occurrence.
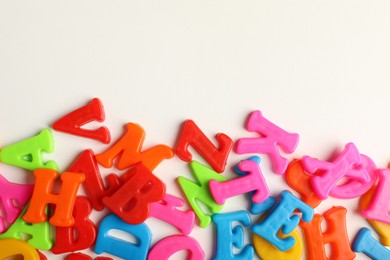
[23,169,85,227]
[96,123,173,171]
[300,206,355,260]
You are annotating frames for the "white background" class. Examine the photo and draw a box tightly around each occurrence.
[1,1,390,259]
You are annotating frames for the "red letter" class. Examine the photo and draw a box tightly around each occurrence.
[176,120,233,173]
[67,150,120,211]
[52,98,111,144]
[52,197,97,254]
[103,164,166,224]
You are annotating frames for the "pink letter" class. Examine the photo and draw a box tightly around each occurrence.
[148,235,205,260]
[302,143,370,199]
[0,174,33,232]
[150,194,195,235]
[235,110,299,175]
[362,169,390,224]
[209,159,269,204]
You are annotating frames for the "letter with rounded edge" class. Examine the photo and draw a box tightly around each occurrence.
[148,235,205,260]
[94,214,151,260]
[0,238,40,260]
[0,128,58,171]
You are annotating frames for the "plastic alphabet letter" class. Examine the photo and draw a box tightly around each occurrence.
[302,143,371,199]
[233,156,275,214]
[362,168,390,224]
[0,128,59,171]
[52,197,97,254]
[23,169,85,227]
[177,161,227,228]
[0,174,33,233]
[67,149,120,211]
[148,235,205,260]
[52,98,111,144]
[235,110,299,175]
[176,120,233,173]
[284,159,322,208]
[0,238,40,260]
[103,163,166,224]
[251,190,313,251]
[94,214,151,260]
[352,228,390,260]
[210,159,269,204]
[96,123,174,171]
[329,155,377,199]
[212,211,254,260]
[300,206,356,260]
[150,194,196,235]
[0,206,52,250]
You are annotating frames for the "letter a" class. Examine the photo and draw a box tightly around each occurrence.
[67,149,120,211]
[0,129,58,171]
[0,174,33,232]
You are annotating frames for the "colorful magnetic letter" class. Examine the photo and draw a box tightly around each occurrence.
[329,154,377,199]
[148,235,205,260]
[150,194,196,235]
[52,197,97,254]
[359,185,390,246]
[252,190,313,251]
[103,163,165,224]
[176,120,233,173]
[302,143,370,199]
[23,169,85,227]
[284,159,322,208]
[210,159,269,204]
[52,98,111,144]
[178,161,227,228]
[95,214,151,260]
[300,206,356,260]
[0,174,33,233]
[0,128,58,171]
[96,123,174,170]
[252,228,303,260]
[0,206,52,250]
[362,168,390,224]
[233,156,275,214]
[352,228,390,260]
[0,238,40,260]
[212,211,254,260]
[67,149,121,211]
[235,110,299,175]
